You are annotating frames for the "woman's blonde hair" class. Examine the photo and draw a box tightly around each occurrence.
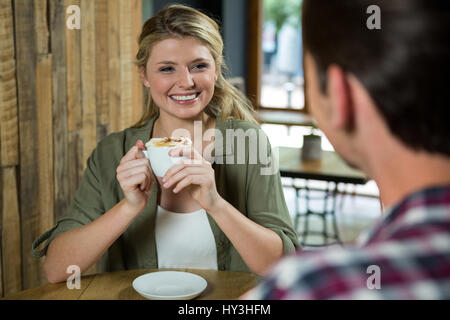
[133,4,259,127]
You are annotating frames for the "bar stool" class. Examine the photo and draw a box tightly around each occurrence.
[292,179,342,247]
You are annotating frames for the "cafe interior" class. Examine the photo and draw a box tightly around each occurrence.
[0,0,384,299]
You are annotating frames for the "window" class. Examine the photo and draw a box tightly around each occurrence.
[262,0,303,110]
[247,0,312,127]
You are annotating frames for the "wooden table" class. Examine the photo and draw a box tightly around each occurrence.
[277,146,366,184]
[276,146,368,246]
[3,269,258,300]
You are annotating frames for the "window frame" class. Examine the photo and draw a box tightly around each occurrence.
[246,0,312,126]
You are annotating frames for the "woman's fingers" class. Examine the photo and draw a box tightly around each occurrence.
[163,159,203,181]
[136,139,146,150]
[136,148,146,160]
[117,155,153,193]
[120,146,140,164]
[115,141,153,210]
[116,158,150,173]
[117,159,153,185]
[121,172,151,191]
[118,164,152,183]
[173,175,207,193]
[120,140,147,164]
[117,140,154,188]
[163,166,206,189]
[163,146,211,182]
[135,140,147,160]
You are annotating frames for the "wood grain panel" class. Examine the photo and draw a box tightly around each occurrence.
[1,167,22,296]
[131,0,143,125]
[0,166,2,297]
[0,0,19,167]
[50,0,70,221]
[95,0,110,132]
[119,0,133,130]
[14,0,42,290]
[66,0,82,131]
[34,0,49,55]
[36,54,54,237]
[67,131,83,197]
[81,0,97,168]
[65,0,84,196]
[107,0,121,133]
[0,0,19,298]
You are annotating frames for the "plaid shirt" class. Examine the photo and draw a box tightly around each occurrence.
[245,185,450,299]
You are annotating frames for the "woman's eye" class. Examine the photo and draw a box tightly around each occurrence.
[159,66,174,72]
[193,63,207,70]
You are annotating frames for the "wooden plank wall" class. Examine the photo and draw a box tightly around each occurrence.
[0,0,143,297]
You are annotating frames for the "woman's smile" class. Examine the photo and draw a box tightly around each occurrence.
[169,91,201,104]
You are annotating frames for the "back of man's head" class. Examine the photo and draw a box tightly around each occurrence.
[302,0,450,156]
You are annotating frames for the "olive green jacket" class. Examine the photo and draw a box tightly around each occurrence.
[32,112,299,273]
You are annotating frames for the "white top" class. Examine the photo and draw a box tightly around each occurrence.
[155,205,218,270]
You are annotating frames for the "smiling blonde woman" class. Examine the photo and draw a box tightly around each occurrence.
[32,5,299,283]
[134,4,258,126]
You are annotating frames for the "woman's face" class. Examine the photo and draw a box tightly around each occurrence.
[142,37,218,120]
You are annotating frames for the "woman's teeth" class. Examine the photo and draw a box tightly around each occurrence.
[170,93,198,101]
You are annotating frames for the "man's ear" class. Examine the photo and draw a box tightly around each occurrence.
[327,65,353,130]
[139,67,150,88]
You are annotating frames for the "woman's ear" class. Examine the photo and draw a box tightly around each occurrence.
[139,67,150,88]
[215,64,221,82]
[327,65,353,130]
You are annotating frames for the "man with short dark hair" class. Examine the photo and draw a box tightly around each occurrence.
[245,0,450,299]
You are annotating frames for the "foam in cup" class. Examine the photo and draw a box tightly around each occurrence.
[145,137,192,149]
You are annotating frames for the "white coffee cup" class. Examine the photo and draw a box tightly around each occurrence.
[143,137,192,177]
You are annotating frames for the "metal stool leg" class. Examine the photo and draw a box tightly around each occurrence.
[322,182,330,245]
[294,186,300,230]
[301,181,311,246]
[330,182,342,245]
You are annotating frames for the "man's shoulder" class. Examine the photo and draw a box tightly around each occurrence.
[251,233,450,299]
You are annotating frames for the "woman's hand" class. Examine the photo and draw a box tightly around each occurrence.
[116,140,154,212]
[162,146,223,212]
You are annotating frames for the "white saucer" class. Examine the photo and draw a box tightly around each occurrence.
[132,271,208,300]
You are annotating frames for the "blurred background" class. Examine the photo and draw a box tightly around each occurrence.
[0,0,380,297]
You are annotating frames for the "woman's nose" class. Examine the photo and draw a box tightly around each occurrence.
[176,68,195,88]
